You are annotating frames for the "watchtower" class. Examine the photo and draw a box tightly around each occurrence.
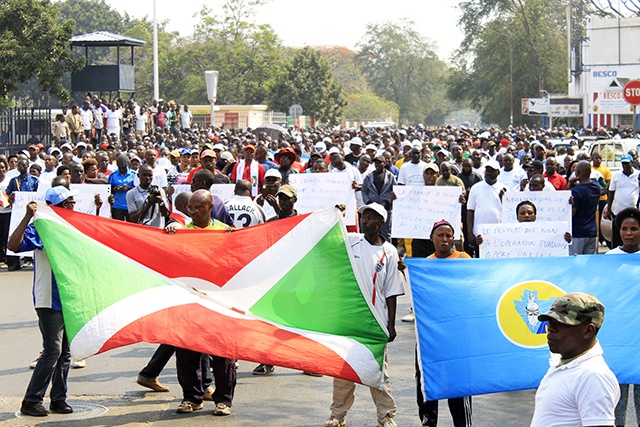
[70,31,145,100]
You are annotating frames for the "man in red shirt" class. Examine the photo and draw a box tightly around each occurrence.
[230,145,265,198]
[186,150,219,184]
[543,157,567,190]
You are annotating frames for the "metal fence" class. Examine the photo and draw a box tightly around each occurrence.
[0,108,52,155]
[192,111,288,130]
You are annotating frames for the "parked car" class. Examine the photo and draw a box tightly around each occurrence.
[588,138,640,172]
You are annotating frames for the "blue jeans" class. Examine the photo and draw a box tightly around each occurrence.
[23,308,71,403]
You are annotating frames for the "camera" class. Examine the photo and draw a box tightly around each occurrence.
[149,185,161,199]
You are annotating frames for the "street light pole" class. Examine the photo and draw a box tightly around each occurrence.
[153,0,159,101]
[540,89,552,129]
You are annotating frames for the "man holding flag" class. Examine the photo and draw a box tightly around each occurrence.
[325,202,404,427]
[8,187,79,417]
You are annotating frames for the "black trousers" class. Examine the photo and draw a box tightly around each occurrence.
[416,348,472,426]
[175,348,236,406]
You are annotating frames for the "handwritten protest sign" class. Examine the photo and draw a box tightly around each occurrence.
[391,186,462,239]
[478,221,570,258]
[288,173,356,225]
[502,191,572,226]
[172,184,235,208]
[9,184,110,255]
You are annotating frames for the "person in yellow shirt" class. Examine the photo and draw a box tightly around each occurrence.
[175,189,235,416]
[591,152,612,247]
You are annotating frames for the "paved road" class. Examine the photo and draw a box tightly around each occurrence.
[0,268,630,426]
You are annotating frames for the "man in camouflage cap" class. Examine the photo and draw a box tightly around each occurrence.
[531,292,619,427]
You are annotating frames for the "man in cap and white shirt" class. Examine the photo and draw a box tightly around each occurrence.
[345,137,364,166]
[325,203,404,427]
[467,160,507,248]
[531,293,618,427]
[604,153,639,249]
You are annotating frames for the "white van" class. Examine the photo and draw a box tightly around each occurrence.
[588,138,640,172]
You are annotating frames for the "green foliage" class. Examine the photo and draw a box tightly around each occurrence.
[0,0,81,101]
[168,2,284,105]
[57,0,133,35]
[318,46,369,95]
[268,47,346,126]
[356,20,452,126]
[342,92,399,123]
[450,0,568,127]
[121,19,179,102]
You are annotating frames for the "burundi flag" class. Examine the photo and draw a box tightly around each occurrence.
[407,255,640,401]
[33,205,389,388]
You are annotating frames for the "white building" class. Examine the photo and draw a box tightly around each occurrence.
[569,16,640,128]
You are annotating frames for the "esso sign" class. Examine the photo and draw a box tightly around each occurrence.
[623,80,640,105]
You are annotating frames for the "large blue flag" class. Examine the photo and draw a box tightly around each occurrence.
[407,253,640,401]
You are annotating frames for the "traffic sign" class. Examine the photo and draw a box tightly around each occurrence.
[623,80,640,105]
[289,104,303,119]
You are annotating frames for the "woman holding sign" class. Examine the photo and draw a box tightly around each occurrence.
[606,207,640,427]
[475,201,572,245]
[415,220,472,427]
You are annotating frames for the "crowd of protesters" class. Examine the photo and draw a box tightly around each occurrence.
[1,95,639,425]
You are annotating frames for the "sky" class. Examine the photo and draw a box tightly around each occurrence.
[103,0,464,61]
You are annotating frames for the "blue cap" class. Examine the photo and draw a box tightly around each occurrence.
[621,154,633,163]
[180,148,192,156]
[45,187,79,206]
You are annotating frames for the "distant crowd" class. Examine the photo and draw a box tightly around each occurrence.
[2,96,639,425]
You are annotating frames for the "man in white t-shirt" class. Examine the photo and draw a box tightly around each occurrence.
[531,293,618,427]
[105,104,122,137]
[398,147,428,186]
[134,149,168,189]
[329,149,363,207]
[498,153,527,191]
[91,99,106,139]
[79,100,93,139]
[135,107,149,137]
[225,180,265,228]
[179,105,193,132]
[467,160,507,247]
[325,203,404,427]
[605,154,640,249]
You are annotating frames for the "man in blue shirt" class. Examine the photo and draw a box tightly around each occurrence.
[8,186,79,417]
[108,154,136,221]
[7,157,39,203]
[569,160,601,255]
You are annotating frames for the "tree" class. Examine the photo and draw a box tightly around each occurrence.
[585,0,640,16]
[317,46,369,95]
[1,0,80,102]
[57,0,133,35]
[342,92,399,123]
[121,19,180,102]
[356,20,452,126]
[170,2,284,105]
[450,0,567,126]
[268,47,346,125]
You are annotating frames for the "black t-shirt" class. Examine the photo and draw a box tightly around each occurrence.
[345,152,361,166]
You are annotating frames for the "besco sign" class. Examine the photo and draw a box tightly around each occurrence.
[593,70,618,77]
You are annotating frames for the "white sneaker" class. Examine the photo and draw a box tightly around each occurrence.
[29,352,42,369]
[325,416,346,427]
[72,358,86,369]
[401,307,415,322]
[378,415,397,427]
